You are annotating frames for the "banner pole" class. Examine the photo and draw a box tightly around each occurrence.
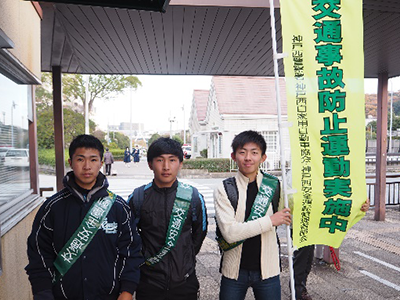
[268,1,296,299]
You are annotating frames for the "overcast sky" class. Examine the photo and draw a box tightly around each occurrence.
[93,75,400,134]
[93,75,212,133]
[364,76,400,95]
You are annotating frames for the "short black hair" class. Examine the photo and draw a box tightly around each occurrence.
[231,130,267,155]
[147,137,183,163]
[69,134,104,160]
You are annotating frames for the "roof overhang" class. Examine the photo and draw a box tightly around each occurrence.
[35,0,170,12]
[40,0,400,78]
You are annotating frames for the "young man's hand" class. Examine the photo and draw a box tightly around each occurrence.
[361,198,370,212]
[117,291,133,300]
[270,208,291,226]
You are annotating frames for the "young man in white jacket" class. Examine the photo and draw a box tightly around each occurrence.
[214,130,291,300]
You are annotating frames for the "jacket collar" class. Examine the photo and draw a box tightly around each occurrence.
[235,169,263,188]
[152,179,179,195]
[63,171,109,203]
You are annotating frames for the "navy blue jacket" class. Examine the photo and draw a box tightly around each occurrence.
[26,172,143,300]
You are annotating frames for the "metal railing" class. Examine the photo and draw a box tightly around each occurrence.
[366,174,400,206]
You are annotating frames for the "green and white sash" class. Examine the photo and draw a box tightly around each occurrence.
[217,173,278,252]
[53,191,116,283]
[145,182,193,266]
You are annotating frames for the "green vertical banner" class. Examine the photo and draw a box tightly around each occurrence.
[280,0,367,248]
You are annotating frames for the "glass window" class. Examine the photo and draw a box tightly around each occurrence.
[0,73,31,210]
[262,131,277,152]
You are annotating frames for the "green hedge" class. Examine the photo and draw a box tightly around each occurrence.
[182,158,230,172]
[38,148,69,167]
[38,149,231,172]
[38,148,128,167]
[109,149,125,161]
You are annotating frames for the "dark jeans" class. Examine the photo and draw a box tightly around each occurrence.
[136,272,199,300]
[293,245,314,299]
[105,164,111,175]
[220,270,281,300]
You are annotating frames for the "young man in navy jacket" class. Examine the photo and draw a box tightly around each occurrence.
[26,134,143,300]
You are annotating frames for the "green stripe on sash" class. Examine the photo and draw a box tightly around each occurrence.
[217,173,278,252]
[53,191,116,283]
[145,182,193,266]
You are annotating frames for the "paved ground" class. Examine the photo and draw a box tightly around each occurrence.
[39,160,400,300]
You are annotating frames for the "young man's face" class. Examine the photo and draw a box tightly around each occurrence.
[231,142,266,181]
[68,147,103,190]
[149,154,182,188]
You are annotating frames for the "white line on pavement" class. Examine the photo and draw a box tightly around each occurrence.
[354,251,400,273]
[360,270,400,292]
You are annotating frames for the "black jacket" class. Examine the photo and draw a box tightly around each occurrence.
[129,180,208,289]
[26,172,143,300]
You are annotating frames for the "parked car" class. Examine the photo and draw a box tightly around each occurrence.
[4,149,29,168]
[0,148,10,163]
[182,145,191,159]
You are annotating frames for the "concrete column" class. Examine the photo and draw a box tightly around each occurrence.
[52,66,65,191]
[374,72,388,221]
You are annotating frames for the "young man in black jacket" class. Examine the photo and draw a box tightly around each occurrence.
[128,137,208,300]
[26,134,143,300]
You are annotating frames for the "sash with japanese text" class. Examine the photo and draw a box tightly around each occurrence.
[53,191,116,283]
[217,172,278,252]
[145,182,193,266]
[280,0,367,248]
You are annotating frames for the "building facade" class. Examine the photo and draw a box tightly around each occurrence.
[0,1,42,299]
[189,76,291,169]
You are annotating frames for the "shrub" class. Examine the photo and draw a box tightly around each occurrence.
[182,158,230,172]
[200,149,207,158]
[38,148,126,167]
[38,148,69,167]
[108,148,125,161]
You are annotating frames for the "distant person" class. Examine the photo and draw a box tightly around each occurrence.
[214,130,291,300]
[128,137,208,300]
[25,134,143,300]
[132,145,140,165]
[124,146,132,167]
[104,147,114,175]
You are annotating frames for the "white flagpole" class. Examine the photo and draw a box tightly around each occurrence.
[268,1,296,299]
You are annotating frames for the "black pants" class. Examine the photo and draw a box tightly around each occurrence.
[136,273,199,300]
[105,164,111,175]
[293,245,314,299]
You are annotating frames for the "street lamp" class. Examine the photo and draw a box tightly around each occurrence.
[169,116,176,139]
[182,105,186,144]
[84,75,90,134]
[130,88,133,153]
[369,123,373,139]
[389,79,393,153]
[11,101,17,147]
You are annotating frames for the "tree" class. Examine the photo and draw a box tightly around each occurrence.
[37,107,96,149]
[63,74,141,113]
[393,100,400,116]
[93,129,107,144]
[391,116,400,131]
[35,73,142,114]
[172,134,183,146]
[365,122,376,140]
[109,131,130,149]
[35,73,54,111]
[148,133,161,146]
